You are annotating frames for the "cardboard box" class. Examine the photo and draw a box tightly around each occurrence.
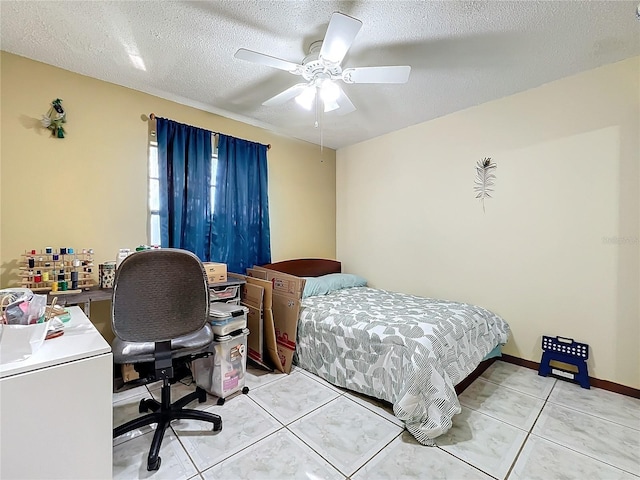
[203,262,227,283]
[242,283,264,363]
[241,282,264,308]
[231,272,283,372]
[245,304,263,363]
[246,267,267,280]
[244,275,280,372]
[252,266,306,374]
[121,363,140,383]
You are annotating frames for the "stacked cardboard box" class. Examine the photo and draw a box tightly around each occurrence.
[230,267,305,374]
[203,262,227,283]
[246,267,305,374]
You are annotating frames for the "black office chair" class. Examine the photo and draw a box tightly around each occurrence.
[111,248,222,471]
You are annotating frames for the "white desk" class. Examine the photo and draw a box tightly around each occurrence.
[0,307,113,479]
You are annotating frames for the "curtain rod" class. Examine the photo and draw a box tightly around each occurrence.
[148,113,271,150]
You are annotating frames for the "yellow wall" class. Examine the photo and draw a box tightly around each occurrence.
[0,52,336,341]
[337,57,640,388]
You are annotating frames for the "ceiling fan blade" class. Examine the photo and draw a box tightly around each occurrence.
[319,12,363,65]
[262,83,308,106]
[343,66,411,84]
[336,87,356,116]
[235,48,301,73]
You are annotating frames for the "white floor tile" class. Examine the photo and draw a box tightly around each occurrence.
[148,380,222,411]
[289,396,402,477]
[244,364,289,390]
[459,377,545,431]
[112,359,640,480]
[146,380,163,390]
[173,394,281,472]
[353,431,492,480]
[113,429,197,480]
[481,361,556,399]
[437,407,527,479]
[548,380,640,431]
[113,392,157,446]
[113,384,150,403]
[509,435,638,480]
[297,367,347,393]
[533,403,640,475]
[249,371,340,424]
[343,390,404,427]
[201,429,345,480]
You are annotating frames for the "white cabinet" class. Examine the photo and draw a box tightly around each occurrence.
[0,307,112,479]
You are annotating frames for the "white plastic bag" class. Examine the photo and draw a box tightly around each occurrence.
[0,321,48,364]
[0,289,62,364]
[1,290,46,325]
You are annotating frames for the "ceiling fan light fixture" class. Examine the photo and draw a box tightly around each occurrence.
[324,99,340,113]
[320,80,340,103]
[295,85,316,110]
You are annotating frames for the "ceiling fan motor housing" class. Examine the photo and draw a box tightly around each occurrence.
[300,41,343,83]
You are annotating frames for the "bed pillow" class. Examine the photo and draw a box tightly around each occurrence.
[302,273,367,298]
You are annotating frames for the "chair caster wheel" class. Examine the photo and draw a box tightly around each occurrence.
[139,399,149,413]
[216,397,225,406]
[197,387,207,403]
[147,456,161,471]
[242,386,249,394]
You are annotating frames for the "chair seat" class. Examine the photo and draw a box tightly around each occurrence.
[112,325,213,364]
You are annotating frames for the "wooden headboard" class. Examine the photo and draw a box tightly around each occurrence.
[260,258,341,277]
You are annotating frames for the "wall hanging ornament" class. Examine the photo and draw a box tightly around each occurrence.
[474,157,497,212]
[41,98,66,138]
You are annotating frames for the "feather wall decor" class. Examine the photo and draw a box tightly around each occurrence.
[474,157,497,212]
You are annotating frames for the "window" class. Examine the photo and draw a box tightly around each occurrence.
[148,137,218,245]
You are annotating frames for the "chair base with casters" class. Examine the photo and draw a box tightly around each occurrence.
[114,375,222,471]
[113,334,223,471]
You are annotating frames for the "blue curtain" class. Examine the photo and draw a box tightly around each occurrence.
[211,134,271,273]
[156,117,212,260]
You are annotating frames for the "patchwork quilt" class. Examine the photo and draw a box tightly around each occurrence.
[294,287,510,445]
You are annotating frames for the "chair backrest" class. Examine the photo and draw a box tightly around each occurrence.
[112,248,209,343]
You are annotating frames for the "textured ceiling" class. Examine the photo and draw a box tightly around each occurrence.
[1,1,639,149]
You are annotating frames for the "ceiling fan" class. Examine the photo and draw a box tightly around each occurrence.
[234,12,411,116]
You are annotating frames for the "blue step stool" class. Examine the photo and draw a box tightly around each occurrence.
[538,336,590,389]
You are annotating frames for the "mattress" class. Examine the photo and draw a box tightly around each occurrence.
[294,286,510,445]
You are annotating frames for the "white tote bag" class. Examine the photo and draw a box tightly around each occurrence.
[0,321,49,364]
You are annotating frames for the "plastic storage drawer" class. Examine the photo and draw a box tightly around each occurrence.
[209,285,240,301]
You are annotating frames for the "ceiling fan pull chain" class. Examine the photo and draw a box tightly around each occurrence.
[314,86,319,129]
[316,89,324,152]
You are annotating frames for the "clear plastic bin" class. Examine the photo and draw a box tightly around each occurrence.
[192,328,249,403]
[209,303,247,336]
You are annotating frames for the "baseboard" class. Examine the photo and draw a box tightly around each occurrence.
[500,353,640,399]
[455,357,498,395]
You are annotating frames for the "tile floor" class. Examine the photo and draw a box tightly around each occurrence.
[112,360,640,480]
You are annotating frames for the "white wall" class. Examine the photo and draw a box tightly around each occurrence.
[337,57,639,388]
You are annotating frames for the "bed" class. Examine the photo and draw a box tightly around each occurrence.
[261,258,510,445]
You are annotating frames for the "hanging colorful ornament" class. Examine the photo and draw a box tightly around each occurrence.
[41,98,67,138]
